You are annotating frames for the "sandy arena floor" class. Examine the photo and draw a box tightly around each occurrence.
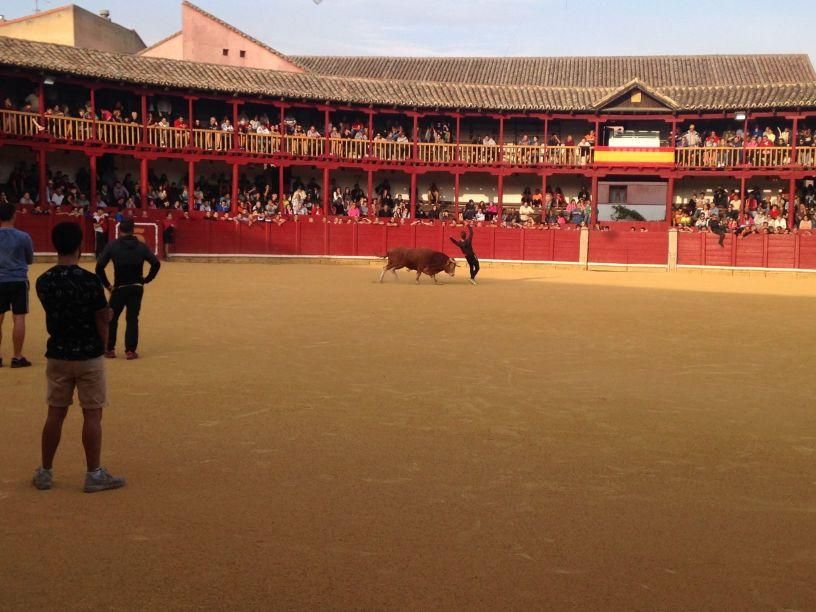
[2,262,816,610]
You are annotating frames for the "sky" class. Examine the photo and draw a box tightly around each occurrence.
[3,0,816,63]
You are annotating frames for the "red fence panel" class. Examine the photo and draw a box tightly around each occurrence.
[589,232,666,265]
[552,231,580,262]
[357,224,386,256]
[386,224,413,252]
[766,234,795,269]
[268,222,296,255]
[209,221,239,254]
[677,232,702,266]
[521,230,552,261]
[328,223,354,256]
[414,224,442,251]
[735,235,764,268]
[239,223,269,255]
[799,234,816,269]
[494,228,523,260]
[299,220,325,255]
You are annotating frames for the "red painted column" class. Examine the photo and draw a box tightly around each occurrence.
[367,111,374,157]
[498,116,505,163]
[669,119,678,146]
[665,177,674,225]
[279,105,286,153]
[278,164,285,203]
[38,149,47,207]
[788,177,796,229]
[543,118,549,146]
[322,167,330,215]
[188,160,195,212]
[410,172,417,218]
[37,81,45,122]
[367,170,373,212]
[324,108,331,156]
[232,101,240,151]
[791,117,799,165]
[541,173,547,204]
[187,97,194,148]
[139,157,148,207]
[594,119,600,147]
[590,175,599,226]
[412,114,419,160]
[89,87,97,141]
[739,176,746,222]
[89,154,97,212]
[454,172,460,219]
[231,163,239,212]
[496,173,504,221]
[140,94,148,144]
[455,115,461,163]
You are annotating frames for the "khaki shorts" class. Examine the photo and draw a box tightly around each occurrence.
[46,357,107,411]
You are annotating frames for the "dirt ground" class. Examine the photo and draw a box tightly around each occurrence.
[2,262,816,611]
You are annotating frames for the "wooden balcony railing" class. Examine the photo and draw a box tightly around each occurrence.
[97,120,141,146]
[0,109,42,137]
[241,132,282,155]
[371,140,411,161]
[3,109,813,172]
[798,147,816,167]
[675,146,792,168]
[330,137,368,159]
[459,143,500,164]
[284,135,324,157]
[417,142,456,163]
[45,115,93,141]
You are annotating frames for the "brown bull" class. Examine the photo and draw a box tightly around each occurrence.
[379,247,457,284]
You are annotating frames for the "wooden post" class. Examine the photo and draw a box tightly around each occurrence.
[367,170,373,214]
[498,116,505,163]
[89,154,97,212]
[38,149,47,207]
[367,110,374,157]
[739,176,746,222]
[89,87,97,142]
[278,164,285,204]
[188,160,195,212]
[324,108,331,156]
[791,116,799,165]
[665,177,674,225]
[410,172,417,218]
[455,115,461,162]
[187,97,194,148]
[232,101,239,151]
[37,81,45,120]
[412,114,419,161]
[788,177,796,229]
[279,105,286,153]
[590,175,599,226]
[141,94,148,144]
[231,163,239,212]
[497,173,504,221]
[454,172,460,219]
[322,166,330,215]
[139,157,148,207]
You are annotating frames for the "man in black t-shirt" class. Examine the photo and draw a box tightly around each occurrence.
[450,225,479,284]
[33,222,125,493]
[95,218,160,360]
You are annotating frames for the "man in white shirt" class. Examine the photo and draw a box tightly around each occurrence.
[50,188,64,207]
[519,201,535,222]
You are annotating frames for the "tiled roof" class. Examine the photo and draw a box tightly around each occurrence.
[293,54,816,88]
[1,36,816,113]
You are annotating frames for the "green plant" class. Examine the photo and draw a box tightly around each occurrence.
[611,205,646,221]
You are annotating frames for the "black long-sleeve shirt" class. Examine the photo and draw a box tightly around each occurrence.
[96,235,160,289]
[450,225,475,257]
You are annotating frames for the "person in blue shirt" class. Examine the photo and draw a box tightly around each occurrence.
[0,202,34,368]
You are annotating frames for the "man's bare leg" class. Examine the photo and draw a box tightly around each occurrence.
[41,406,69,470]
[82,409,103,472]
[12,314,25,359]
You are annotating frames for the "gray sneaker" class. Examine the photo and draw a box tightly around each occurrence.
[33,467,53,490]
[84,468,126,493]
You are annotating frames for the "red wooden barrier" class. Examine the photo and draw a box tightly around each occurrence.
[588,231,668,265]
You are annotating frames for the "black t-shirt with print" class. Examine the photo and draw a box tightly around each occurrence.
[36,265,108,361]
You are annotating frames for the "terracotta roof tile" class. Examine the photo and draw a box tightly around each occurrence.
[1,37,815,113]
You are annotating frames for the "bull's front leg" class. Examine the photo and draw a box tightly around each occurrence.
[379,265,389,282]
[392,268,399,281]
[432,274,439,284]
[415,270,422,284]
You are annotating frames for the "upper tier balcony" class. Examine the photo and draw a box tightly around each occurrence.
[2,109,815,171]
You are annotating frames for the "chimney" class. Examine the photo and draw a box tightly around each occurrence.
[99,9,111,20]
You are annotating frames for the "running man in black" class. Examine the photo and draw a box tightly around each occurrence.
[450,225,479,284]
[95,219,160,360]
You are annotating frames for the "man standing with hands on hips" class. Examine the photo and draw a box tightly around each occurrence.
[0,202,34,368]
[95,219,161,360]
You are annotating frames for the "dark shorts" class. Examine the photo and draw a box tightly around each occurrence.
[0,280,29,315]
[163,227,176,245]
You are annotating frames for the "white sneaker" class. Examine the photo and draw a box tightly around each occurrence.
[84,467,126,493]
[469,279,477,285]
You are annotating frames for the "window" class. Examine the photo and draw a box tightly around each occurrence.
[222,48,229,56]
[239,50,246,58]
[630,91,642,104]
[609,186,628,204]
